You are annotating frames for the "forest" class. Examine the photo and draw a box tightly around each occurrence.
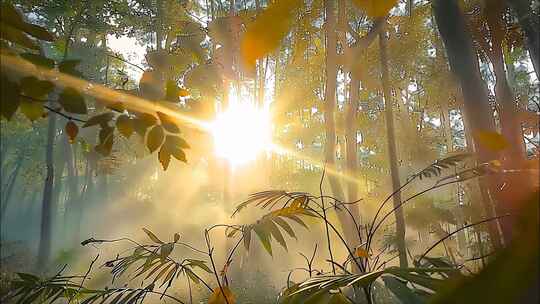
[0,0,539,303]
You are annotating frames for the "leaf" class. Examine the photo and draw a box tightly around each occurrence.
[157,111,180,133]
[116,115,134,138]
[158,145,172,170]
[20,76,54,99]
[328,293,354,304]
[253,224,273,256]
[0,76,20,120]
[20,53,54,69]
[0,3,54,42]
[19,99,43,121]
[0,23,39,50]
[58,88,87,114]
[208,286,236,304]
[240,0,302,69]
[59,60,82,77]
[160,243,174,261]
[266,220,288,250]
[163,135,188,162]
[146,125,165,153]
[96,126,114,156]
[173,233,180,243]
[178,88,189,97]
[83,112,114,128]
[475,130,509,151]
[273,217,296,239]
[382,276,426,303]
[243,227,252,251]
[187,259,212,273]
[65,121,78,143]
[165,80,180,102]
[355,247,369,258]
[142,228,164,244]
[351,0,398,18]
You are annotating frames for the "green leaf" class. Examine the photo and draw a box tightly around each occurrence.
[160,243,174,261]
[19,99,43,121]
[382,276,427,303]
[20,53,54,69]
[187,259,212,273]
[254,224,273,256]
[20,76,54,98]
[59,60,82,77]
[273,217,296,239]
[243,226,252,251]
[142,228,164,244]
[0,76,21,119]
[267,220,288,250]
[58,88,87,114]
[0,23,39,50]
[165,80,180,102]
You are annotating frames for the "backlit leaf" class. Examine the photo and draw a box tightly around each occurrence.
[475,130,509,151]
[142,228,164,244]
[355,247,369,258]
[146,125,165,153]
[116,114,134,138]
[58,88,87,114]
[254,224,273,256]
[19,99,43,121]
[240,0,302,69]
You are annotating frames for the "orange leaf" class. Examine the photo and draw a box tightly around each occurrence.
[65,121,78,143]
[208,286,236,304]
[355,247,369,258]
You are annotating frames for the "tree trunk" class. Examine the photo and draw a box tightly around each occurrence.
[505,0,539,78]
[37,105,56,268]
[432,0,505,247]
[323,0,361,257]
[1,154,24,219]
[379,31,408,268]
[63,134,79,248]
[485,0,535,244]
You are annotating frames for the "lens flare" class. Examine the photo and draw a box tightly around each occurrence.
[211,100,272,165]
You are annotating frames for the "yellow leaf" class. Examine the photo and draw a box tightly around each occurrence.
[240,0,302,69]
[475,130,509,151]
[355,247,369,258]
[19,99,43,121]
[352,0,398,18]
[178,88,190,97]
[208,286,236,304]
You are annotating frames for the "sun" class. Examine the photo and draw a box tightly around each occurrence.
[210,100,272,165]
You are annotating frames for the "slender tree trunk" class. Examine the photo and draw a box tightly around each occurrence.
[63,135,78,248]
[379,31,408,268]
[505,0,539,78]
[433,0,505,247]
[1,154,24,218]
[37,104,56,268]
